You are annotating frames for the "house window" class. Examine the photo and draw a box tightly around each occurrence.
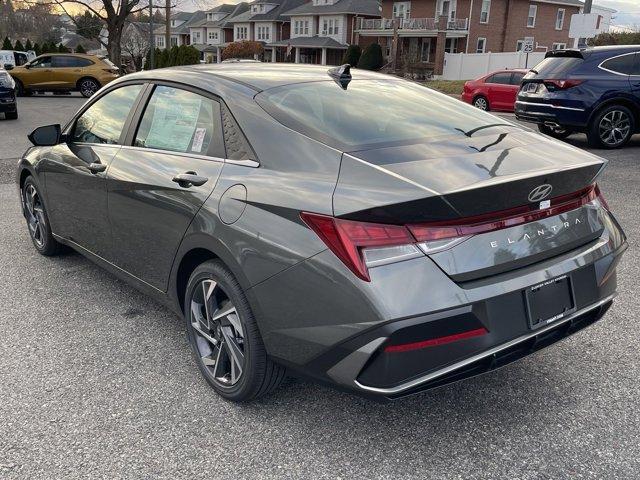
[257,25,271,40]
[208,31,218,40]
[420,38,431,62]
[552,42,566,50]
[156,36,165,48]
[556,9,565,30]
[480,0,490,23]
[236,26,248,40]
[392,2,411,19]
[192,31,201,43]
[476,37,486,53]
[170,36,178,46]
[439,0,456,20]
[294,20,310,35]
[322,18,340,35]
[527,5,537,27]
[444,37,457,53]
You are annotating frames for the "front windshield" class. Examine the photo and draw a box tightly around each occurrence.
[256,79,519,150]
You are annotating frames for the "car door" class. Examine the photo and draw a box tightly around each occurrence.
[44,83,146,258]
[51,55,86,88]
[486,72,513,110]
[106,84,225,291]
[629,52,640,102]
[21,55,54,89]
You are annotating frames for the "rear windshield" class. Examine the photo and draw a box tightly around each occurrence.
[256,80,518,150]
[528,57,583,78]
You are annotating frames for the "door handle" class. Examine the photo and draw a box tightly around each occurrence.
[88,162,107,174]
[172,171,208,188]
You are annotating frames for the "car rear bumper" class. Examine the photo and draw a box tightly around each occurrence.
[514,99,588,129]
[252,208,626,399]
[0,88,16,112]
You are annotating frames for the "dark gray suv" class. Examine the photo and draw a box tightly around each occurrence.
[18,64,627,401]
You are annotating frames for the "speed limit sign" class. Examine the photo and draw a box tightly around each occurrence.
[523,38,534,53]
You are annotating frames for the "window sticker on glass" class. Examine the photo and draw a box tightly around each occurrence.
[191,127,206,153]
[145,95,202,152]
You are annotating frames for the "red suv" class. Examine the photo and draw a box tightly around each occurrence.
[462,69,528,112]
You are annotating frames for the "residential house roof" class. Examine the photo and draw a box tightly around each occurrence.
[153,10,206,35]
[226,0,308,23]
[189,3,250,28]
[283,0,381,16]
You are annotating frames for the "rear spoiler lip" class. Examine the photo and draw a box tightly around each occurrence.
[544,49,585,59]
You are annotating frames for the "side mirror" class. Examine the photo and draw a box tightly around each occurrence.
[28,124,62,146]
[3,63,13,71]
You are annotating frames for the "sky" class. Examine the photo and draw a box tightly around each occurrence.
[179,0,640,28]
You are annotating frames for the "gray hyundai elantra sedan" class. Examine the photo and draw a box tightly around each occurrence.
[17,63,627,401]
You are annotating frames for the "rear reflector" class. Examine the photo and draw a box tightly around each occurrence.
[384,327,488,353]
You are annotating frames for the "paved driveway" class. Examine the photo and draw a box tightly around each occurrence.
[1,97,639,479]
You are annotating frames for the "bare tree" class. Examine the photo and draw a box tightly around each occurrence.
[121,22,149,71]
[26,0,155,67]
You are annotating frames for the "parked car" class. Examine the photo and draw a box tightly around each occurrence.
[0,49,36,68]
[0,66,17,119]
[17,64,626,402]
[516,46,640,148]
[9,53,120,98]
[462,69,528,111]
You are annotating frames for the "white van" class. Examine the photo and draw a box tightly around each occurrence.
[0,50,36,68]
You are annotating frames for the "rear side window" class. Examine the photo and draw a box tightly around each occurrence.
[510,72,525,84]
[14,52,28,66]
[134,85,224,157]
[53,56,93,68]
[528,56,583,78]
[601,53,637,75]
[486,72,512,84]
[73,84,143,144]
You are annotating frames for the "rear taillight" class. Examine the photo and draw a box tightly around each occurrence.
[300,213,420,281]
[301,184,607,282]
[543,79,583,90]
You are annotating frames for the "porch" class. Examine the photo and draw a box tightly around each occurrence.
[268,37,347,65]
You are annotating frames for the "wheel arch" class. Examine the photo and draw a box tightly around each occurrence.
[75,76,101,90]
[170,233,254,315]
[588,96,640,130]
[472,94,489,109]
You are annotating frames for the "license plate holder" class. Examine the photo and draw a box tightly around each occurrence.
[525,275,576,330]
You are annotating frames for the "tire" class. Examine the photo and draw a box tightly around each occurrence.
[538,123,573,139]
[473,95,489,111]
[5,110,18,120]
[184,260,285,401]
[77,78,100,98]
[587,104,635,149]
[14,79,31,97]
[21,177,62,256]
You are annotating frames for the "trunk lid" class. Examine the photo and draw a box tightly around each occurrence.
[333,128,607,281]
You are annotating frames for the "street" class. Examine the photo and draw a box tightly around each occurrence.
[1,96,639,479]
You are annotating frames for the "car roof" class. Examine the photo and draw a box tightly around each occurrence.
[129,63,393,92]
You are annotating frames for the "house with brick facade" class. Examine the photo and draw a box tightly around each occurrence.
[275,0,381,65]
[355,0,584,76]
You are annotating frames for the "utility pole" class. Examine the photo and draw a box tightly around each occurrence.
[149,1,154,68]
[165,0,171,50]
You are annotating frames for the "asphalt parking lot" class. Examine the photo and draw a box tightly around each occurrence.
[1,96,639,479]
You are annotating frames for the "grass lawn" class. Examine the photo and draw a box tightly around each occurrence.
[422,79,466,95]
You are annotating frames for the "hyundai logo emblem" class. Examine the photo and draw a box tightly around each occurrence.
[528,184,553,202]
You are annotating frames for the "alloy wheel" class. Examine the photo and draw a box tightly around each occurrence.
[23,184,46,248]
[474,97,488,110]
[190,279,245,386]
[599,110,630,147]
[80,79,99,97]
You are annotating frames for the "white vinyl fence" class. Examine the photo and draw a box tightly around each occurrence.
[442,51,547,80]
